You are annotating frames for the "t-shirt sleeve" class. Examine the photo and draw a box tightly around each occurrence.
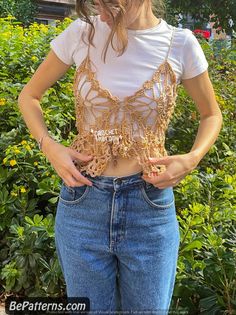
[50,18,84,66]
[181,29,209,80]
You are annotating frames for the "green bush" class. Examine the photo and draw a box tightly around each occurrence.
[0,15,235,314]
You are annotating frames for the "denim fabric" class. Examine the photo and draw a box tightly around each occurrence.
[55,170,180,315]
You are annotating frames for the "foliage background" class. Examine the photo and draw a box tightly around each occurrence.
[0,14,235,314]
[0,0,38,26]
[165,0,235,35]
[0,0,235,35]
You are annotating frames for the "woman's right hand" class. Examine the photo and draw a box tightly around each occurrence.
[41,136,93,187]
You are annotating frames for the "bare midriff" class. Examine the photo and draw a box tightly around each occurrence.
[101,157,143,177]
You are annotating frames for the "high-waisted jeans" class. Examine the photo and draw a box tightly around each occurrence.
[55,170,180,315]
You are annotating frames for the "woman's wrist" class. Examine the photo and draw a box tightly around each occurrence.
[38,134,48,150]
[187,151,202,169]
[38,134,56,154]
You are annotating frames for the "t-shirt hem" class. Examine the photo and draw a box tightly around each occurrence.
[181,63,208,80]
[50,42,73,66]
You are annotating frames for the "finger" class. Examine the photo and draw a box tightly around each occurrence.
[63,172,88,187]
[142,171,159,178]
[71,177,87,187]
[154,185,172,189]
[142,172,166,183]
[153,179,173,188]
[148,156,171,165]
[143,176,171,188]
[156,174,186,188]
[71,150,94,162]
[64,174,92,187]
[73,172,93,186]
[67,165,93,186]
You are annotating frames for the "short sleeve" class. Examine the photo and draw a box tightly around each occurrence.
[50,18,84,66]
[181,30,209,80]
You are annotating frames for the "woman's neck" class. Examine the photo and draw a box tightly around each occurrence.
[126,2,160,31]
[127,16,161,30]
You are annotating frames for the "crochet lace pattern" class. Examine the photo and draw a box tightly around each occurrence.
[69,26,177,177]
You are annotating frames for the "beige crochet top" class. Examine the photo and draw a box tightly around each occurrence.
[69,26,177,177]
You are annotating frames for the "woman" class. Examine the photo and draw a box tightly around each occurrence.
[18,0,222,313]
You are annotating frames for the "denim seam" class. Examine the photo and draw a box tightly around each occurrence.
[118,209,126,242]
[59,185,91,205]
[117,191,127,242]
[63,182,75,194]
[109,190,116,252]
[140,185,175,209]
[90,183,142,191]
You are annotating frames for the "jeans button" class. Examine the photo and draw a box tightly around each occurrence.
[116,178,122,185]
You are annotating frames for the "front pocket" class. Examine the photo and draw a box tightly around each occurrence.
[59,182,90,205]
[140,182,175,209]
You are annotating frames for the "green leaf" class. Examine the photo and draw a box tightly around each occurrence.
[182,240,203,252]
[48,196,59,204]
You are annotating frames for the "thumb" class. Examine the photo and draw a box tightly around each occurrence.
[70,149,93,162]
[148,156,171,164]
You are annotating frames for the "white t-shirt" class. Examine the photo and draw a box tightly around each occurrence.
[50,15,209,98]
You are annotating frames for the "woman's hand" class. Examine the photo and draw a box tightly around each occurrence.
[141,153,198,189]
[42,136,94,187]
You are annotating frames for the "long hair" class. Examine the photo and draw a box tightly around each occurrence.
[75,0,166,63]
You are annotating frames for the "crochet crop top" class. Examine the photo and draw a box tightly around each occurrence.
[69,26,177,177]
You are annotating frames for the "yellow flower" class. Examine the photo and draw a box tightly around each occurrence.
[31,56,38,62]
[215,94,226,108]
[29,134,34,139]
[180,209,188,216]
[5,15,16,20]
[25,144,31,151]
[224,175,233,185]
[14,149,21,154]
[0,98,6,106]
[34,161,38,166]
[10,160,17,166]
[3,157,8,164]
[39,24,48,33]
[11,192,18,197]
[64,17,72,23]
[2,32,11,39]
[21,140,27,145]
[20,187,26,193]
[51,175,55,179]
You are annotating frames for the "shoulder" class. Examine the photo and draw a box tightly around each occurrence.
[170,25,205,57]
[49,16,98,66]
[171,25,195,47]
[63,15,99,35]
[64,17,90,34]
[159,20,195,48]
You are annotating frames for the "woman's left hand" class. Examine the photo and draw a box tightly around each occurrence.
[141,153,198,189]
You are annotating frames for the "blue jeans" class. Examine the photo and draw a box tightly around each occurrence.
[55,170,180,315]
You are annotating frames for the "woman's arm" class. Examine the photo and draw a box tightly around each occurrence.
[142,70,223,188]
[18,50,93,187]
[18,49,71,153]
[181,70,223,167]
